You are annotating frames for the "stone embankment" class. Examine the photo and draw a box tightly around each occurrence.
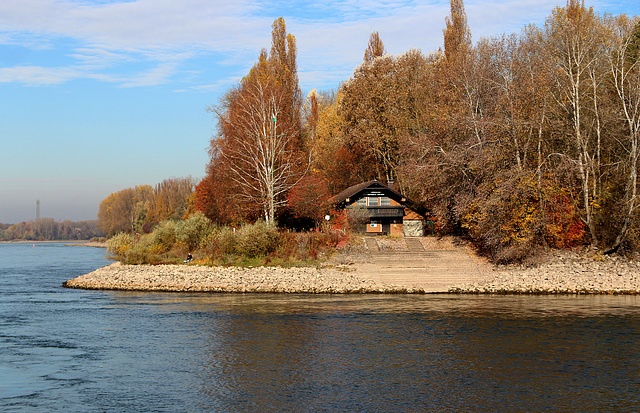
[450,251,640,294]
[63,262,424,293]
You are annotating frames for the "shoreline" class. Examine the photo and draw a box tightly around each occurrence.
[63,246,640,294]
[450,250,640,295]
[0,240,87,244]
[63,262,425,294]
[0,240,106,247]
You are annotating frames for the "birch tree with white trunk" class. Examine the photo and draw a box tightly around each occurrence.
[215,81,307,226]
[607,16,640,252]
[544,0,608,247]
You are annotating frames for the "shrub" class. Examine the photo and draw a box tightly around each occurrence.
[346,206,370,233]
[176,212,213,252]
[236,221,281,257]
[123,237,155,264]
[217,226,238,255]
[106,232,136,261]
[151,220,178,252]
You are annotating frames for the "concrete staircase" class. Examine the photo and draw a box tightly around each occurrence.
[405,237,425,252]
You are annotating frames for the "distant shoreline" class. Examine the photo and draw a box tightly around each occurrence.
[0,240,87,244]
[0,240,106,247]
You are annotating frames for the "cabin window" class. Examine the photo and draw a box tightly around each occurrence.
[356,198,367,206]
[368,197,379,206]
[380,197,391,206]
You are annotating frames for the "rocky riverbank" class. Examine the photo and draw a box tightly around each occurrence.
[63,262,425,293]
[63,242,640,294]
[450,251,640,294]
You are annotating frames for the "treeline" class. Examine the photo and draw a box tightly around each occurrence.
[0,219,103,241]
[97,176,196,236]
[101,1,640,263]
[193,1,640,262]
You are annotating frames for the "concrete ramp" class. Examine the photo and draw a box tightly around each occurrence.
[357,238,490,292]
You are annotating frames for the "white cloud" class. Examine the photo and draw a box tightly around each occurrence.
[68,47,135,68]
[0,0,631,89]
[0,65,81,85]
[118,61,179,87]
[0,0,266,51]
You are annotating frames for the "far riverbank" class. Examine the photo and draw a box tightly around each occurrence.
[0,240,106,247]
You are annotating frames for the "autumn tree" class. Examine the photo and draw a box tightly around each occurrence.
[285,175,332,226]
[400,0,476,234]
[213,80,306,226]
[544,0,610,247]
[194,156,246,225]
[443,0,472,65]
[308,90,377,194]
[364,31,386,63]
[147,177,196,224]
[98,185,153,236]
[97,178,195,237]
[200,18,307,226]
[341,33,432,184]
[606,16,640,251]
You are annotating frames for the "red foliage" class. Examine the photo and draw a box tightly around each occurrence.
[545,193,587,248]
[286,176,331,221]
[328,209,349,232]
[194,162,251,225]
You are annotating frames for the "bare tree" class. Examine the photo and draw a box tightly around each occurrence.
[544,0,608,247]
[215,81,308,226]
[607,17,640,252]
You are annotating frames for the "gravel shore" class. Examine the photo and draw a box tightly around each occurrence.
[63,262,419,293]
[63,243,640,294]
[450,251,640,294]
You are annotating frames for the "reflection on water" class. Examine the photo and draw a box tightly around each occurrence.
[1,243,640,412]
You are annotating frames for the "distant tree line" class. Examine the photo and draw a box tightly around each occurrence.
[97,176,196,237]
[0,219,103,241]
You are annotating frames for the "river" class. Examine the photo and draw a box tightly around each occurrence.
[1,242,639,412]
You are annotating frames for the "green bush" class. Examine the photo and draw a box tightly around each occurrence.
[216,226,238,255]
[176,212,213,252]
[106,232,136,261]
[236,221,281,257]
[151,220,178,252]
[107,219,348,266]
[124,237,156,264]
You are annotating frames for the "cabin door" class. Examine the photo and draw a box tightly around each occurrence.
[382,222,391,235]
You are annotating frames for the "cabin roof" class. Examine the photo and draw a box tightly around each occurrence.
[329,180,405,205]
[330,180,430,218]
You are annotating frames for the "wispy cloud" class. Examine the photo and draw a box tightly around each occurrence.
[0,65,81,85]
[0,0,627,89]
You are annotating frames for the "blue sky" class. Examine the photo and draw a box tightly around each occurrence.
[0,0,638,224]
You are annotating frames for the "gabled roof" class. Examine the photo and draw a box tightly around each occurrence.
[329,180,405,206]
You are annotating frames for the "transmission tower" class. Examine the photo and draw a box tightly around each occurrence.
[36,199,41,221]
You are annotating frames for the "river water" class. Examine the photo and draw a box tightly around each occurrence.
[1,242,640,412]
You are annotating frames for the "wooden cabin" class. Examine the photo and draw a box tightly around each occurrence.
[329,180,426,236]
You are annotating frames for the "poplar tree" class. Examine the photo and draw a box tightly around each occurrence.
[201,18,306,226]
